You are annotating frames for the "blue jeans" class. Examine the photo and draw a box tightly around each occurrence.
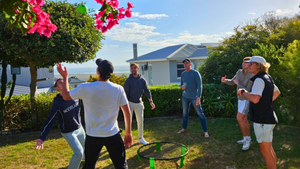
[182,96,208,132]
[61,126,86,169]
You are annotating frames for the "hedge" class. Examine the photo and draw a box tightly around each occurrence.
[2,83,288,131]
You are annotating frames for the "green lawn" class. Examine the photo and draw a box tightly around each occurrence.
[0,117,299,169]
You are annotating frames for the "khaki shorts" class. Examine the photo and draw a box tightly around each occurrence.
[238,99,249,115]
[253,122,276,143]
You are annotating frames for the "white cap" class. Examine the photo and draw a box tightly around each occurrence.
[246,56,267,65]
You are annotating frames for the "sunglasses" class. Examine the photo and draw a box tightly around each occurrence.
[249,62,257,66]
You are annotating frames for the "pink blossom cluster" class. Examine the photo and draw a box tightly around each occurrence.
[22,0,57,37]
[94,0,133,33]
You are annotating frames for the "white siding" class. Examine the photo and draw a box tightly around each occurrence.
[0,65,54,88]
[151,61,170,85]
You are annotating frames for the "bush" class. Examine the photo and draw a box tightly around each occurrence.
[3,92,57,131]
[87,74,127,86]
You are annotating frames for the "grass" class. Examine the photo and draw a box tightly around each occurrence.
[0,116,299,169]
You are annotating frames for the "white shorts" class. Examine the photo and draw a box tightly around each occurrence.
[253,122,276,143]
[238,100,250,115]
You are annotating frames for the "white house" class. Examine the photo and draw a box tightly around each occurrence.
[126,43,219,86]
[67,77,85,88]
[0,65,54,95]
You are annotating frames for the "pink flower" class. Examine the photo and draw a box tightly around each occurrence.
[107,20,115,30]
[95,0,104,5]
[108,0,119,8]
[96,19,103,26]
[48,24,57,32]
[95,10,106,19]
[36,25,46,35]
[31,5,42,15]
[108,12,114,20]
[101,26,107,33]
[36,0,45,6]
[118,12,125,19]
[28,24,37,34]
[127,2,133,9]
[118,7,125,13]
[43,29,52,37]
[125,9,132,18]
[39,11,50,20]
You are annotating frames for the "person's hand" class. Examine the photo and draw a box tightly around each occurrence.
[237,89,246,96]
[181,83,187,90]
[233,79,239,85]
[196,97,201,106]
[56,63,68,78]
[33,139,44,150]
[221,75,227,83]
[124,133,132,148]
[150,102,155,110]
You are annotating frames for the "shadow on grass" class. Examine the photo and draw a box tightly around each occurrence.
[0,129,63,147]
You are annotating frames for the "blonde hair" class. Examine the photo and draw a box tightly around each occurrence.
[256,62,271,73]
[130,63,139,68]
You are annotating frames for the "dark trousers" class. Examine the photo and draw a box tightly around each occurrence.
[82,133,127,169]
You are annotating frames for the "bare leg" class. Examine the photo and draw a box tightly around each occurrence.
[259,142,277,169]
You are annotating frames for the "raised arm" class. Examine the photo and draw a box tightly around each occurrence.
[56,63,72,100]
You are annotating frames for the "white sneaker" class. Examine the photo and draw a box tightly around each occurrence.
[237,139,244,144]
[242,140,251,150]
[138,138,149,145]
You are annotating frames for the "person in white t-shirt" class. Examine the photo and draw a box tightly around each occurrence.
[237,56,280,169]
[56,59,132,169]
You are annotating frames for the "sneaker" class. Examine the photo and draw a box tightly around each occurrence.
[242,140,251,150]
[138,138,149,145]
[237,139,244,144]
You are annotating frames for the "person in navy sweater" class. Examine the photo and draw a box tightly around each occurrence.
[33,78,85,169]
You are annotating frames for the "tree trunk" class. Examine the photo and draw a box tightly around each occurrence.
[29,61,37,98]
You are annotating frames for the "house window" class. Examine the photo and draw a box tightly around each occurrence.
[11,67,21,75]
[177,63,185,77]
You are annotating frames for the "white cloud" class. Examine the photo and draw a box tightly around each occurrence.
[140,31,222,47]
[249,12,256,15]
[106,23,222,48]
[275,9,298,17]
[225,32,235,35]
[132,12,169,19]
[102,45,118,50]
[106,22,163,42]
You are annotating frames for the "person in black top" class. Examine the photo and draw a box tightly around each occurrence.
[33,78,85,169]
[237,56,280,169]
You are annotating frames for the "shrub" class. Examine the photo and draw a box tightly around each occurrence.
[87,74,127,86]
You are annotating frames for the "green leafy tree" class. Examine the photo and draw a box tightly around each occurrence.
[0,0,105,98]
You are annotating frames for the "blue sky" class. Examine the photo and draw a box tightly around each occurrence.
[63,0,299,68]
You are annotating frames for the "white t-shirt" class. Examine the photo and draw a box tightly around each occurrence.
[69,81,128,137]
[250,78,279,96]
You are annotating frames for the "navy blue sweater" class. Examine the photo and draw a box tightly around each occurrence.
[124,74,152,103]
[39,94,82,141]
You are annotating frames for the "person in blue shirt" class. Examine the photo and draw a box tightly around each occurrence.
[33,78,85,169]
[177,58,209,138]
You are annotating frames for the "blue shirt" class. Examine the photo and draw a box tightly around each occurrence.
[180,69,202,99]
